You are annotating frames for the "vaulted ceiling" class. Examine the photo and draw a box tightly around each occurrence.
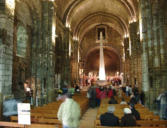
[56,0,138,40]
[55,0,138,73]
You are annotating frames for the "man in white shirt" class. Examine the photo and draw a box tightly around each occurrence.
[57,93,81,128]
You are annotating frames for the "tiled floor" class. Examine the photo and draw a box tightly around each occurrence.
[79,108,98,128]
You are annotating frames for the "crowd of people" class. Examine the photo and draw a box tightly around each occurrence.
[86,83,144,127]
[87,83,145,108]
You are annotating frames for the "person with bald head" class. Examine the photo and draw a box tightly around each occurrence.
[100,106,119,126]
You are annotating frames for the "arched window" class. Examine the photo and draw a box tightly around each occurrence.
[96,25,107,41]
[16,25,28,57]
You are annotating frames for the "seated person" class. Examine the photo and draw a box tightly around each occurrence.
[129,103,141,120]
[100,106,119,126]
[3,98,22,121]
[120,108,136,126]
[108,96,118,104]
[120,98,127,105]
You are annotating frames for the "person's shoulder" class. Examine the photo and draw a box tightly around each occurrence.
[100,113,106,118]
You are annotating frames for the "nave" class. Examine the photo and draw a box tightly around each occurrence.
[0,0,167,127]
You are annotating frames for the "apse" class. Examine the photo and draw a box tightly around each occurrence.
[85,48,120,75]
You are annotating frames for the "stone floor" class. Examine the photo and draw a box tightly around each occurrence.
[79,108,98,128]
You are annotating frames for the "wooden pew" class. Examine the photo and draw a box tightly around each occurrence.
[0,121,24,127]
[10,116,61,124]
[9,93,88,128]
[95,119,167,128]
[96,126,167,128]
[0,121,60,128]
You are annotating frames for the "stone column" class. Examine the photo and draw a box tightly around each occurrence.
[145,0,153,68]
[158,1,167,90]
[159,6,165,66]
[31,1,56,104]
[41,1,55,103]
[0,1,15,98]
[70,40,78,83]
[123,37,130,85]
[144,0,154,104]
[62,28,71,85]
[152,0,160,68]
[140,0,150,94]
[129,22,139,86]
[31,14,42,105]
[0,0,15,118]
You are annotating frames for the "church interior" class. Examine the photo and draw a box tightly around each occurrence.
[0,0,167,127]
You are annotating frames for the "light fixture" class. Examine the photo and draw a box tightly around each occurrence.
[124,34,129,38]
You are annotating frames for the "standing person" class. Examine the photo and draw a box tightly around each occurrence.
[129,104,140,120]
[107,87,114,98]
[24,81,31,102]
[157,91,167,119]
[57,93,81,128]
[87,85,96,108]
[125,85,129,96]
[96,86,101,106]
[100,106,119,126]
[140,91,145,105]
[120,108,136,126]
[133,85,140,102]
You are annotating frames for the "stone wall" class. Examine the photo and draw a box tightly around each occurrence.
[0,3,15,118]
[55,17,75,87]
[139,0,167,110]
[12,0,40,100]
[0,13,14,97]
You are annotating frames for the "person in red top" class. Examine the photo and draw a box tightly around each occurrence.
[99,87,107,99]
[108,87,114,98]
[96,86,101,106]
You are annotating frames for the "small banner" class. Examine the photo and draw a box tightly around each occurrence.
[17,103,31,125]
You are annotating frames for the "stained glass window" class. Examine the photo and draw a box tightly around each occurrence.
[16,26,28,57]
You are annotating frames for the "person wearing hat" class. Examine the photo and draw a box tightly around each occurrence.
[120,108,136,126]
[57,93,81,128]
[100,106,119,126]
[129,103,141,120]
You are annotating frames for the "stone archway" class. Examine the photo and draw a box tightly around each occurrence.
[84,46,122,75]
